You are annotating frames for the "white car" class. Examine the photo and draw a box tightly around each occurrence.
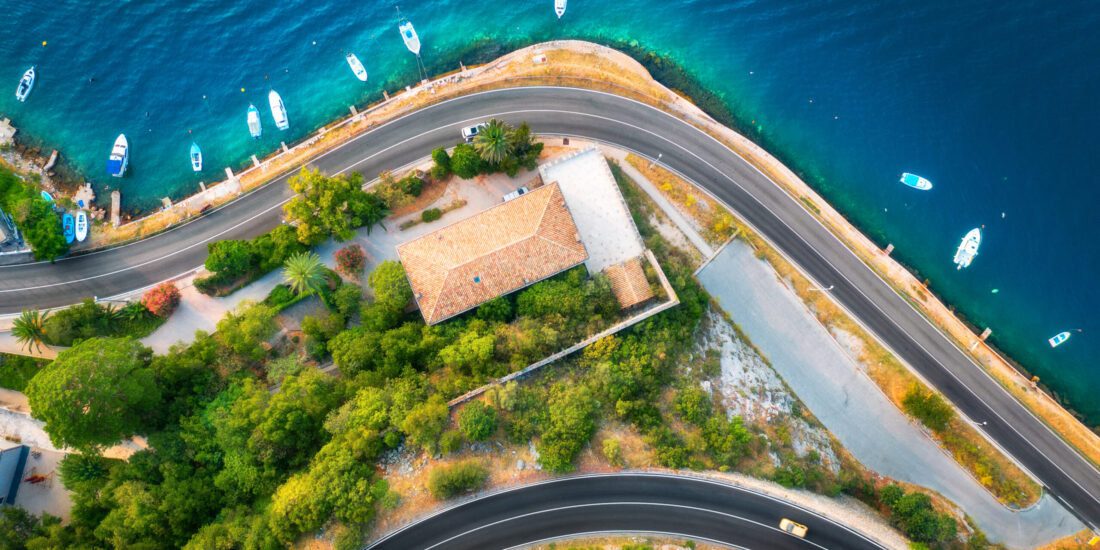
[503,186,530,202]
[461,123,488,142]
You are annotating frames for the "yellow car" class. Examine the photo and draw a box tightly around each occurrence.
[780,518,808,538]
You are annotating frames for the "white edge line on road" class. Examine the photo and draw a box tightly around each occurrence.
[4,86,1097,523]
[368,472,883,549]
[420,502,832,550]
[502,530,750,550]
[497,96,1100,514]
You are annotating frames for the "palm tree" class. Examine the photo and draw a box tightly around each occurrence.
[473,119,512,165]
[283,252,327,296]
[12,309,48,353]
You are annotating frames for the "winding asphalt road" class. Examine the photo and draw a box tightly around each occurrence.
[368,474,884,549]
[1,87,1099,533]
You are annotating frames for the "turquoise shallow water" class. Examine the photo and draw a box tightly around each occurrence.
[1,0,1098,424]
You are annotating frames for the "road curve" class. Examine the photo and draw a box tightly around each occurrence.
[368,474,884,550]
[1,87,1098,530]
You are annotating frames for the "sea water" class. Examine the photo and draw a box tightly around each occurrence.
[1,0,1097,423]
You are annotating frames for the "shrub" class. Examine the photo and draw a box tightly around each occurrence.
[902,386,954,433]
[399,174,424,197]
[0,354,46,392]
[334,244,366,277]
[264,284,298,310]
[430,147,452,180]
[440,429,464,455]
[421,208,442,223]
[602,438,624,467]
[457,401,498,441]
[141,282,181,318]
[205,240,255,279]
[450,143,483,179]
[333,283,362,318]
[427,460,488,499]
[675,386,713,426]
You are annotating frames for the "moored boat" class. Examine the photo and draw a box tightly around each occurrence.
[399,20,421,56]
[106,134,129,178]
[62,213,75,244]
[555,0,567,18]
[1048,331,1071,348]
[953,228,981,270]
[190,142,203,172]
[40,190,53,203]
[247,104,262,138]
[269,90,289,131]
[900,172,933,191]
[15,66,35,102]
[74,211,88,242]
[346,52,368,81]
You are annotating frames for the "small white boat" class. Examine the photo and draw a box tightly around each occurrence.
[346,52,368,82]
[399,20,421,56]
[190,142,203,172]
[106,134,129,178]
[269,90,289,131]
[1048,331,1071,348]
[900,172,932,191]
[953,228,981,270]
[15,66,35,102]
[247,104,262,138]
[555,0,567,18]
[74,211,88,242]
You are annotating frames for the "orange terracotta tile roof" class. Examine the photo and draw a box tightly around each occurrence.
[604,257,654,309]
[397,183,588,325]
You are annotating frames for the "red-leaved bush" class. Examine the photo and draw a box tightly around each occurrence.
[335,244,366,277]
[142,282,181,318]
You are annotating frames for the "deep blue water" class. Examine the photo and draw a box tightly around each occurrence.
[1,1,1097,423]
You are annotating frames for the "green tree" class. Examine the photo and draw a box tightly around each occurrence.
[282,251,327,296]
[214,302,277,369]
[449,143,483,179]
[430,147,452,180]
[19,198,69,261]
[473,119,512,164]
[537,384,599,472]
[457,401,498,441]
[11,309,48,352]
[427,460,488,499]
[205,240,255,278]
[0,506,59,549]
[368,260,413,311]
[400,395,449,454]
[284,168,389,244]
[675,386,713,426]
[25,337,160,449]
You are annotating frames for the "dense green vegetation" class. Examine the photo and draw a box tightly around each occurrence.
[903,385,955,432]
[0,165,68,260]
[28,298,167,347]
[196,224,308,296]
[284,168,388,245]
[432,119,543,179]
[0,353,46,391]
[878,484,958,545]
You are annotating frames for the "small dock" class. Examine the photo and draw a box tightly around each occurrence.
[110,190,121,227]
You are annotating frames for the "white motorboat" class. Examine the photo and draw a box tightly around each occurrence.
[899,172,933,191]
[952,228,981,270]
[346,52,368,81]
[399,20,421,56]
[74,211,88,242]
[269,90,289,131]
[190,142,203,172]
[247,104,262,138]
[1048,331,1071,348]
[106,134,129,178]
[555,0,567,18]
[15,66,34,102]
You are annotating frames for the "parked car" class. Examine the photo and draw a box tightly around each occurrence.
[461,123,488,142]
[502,186,530,202]
[779,518,808,538]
